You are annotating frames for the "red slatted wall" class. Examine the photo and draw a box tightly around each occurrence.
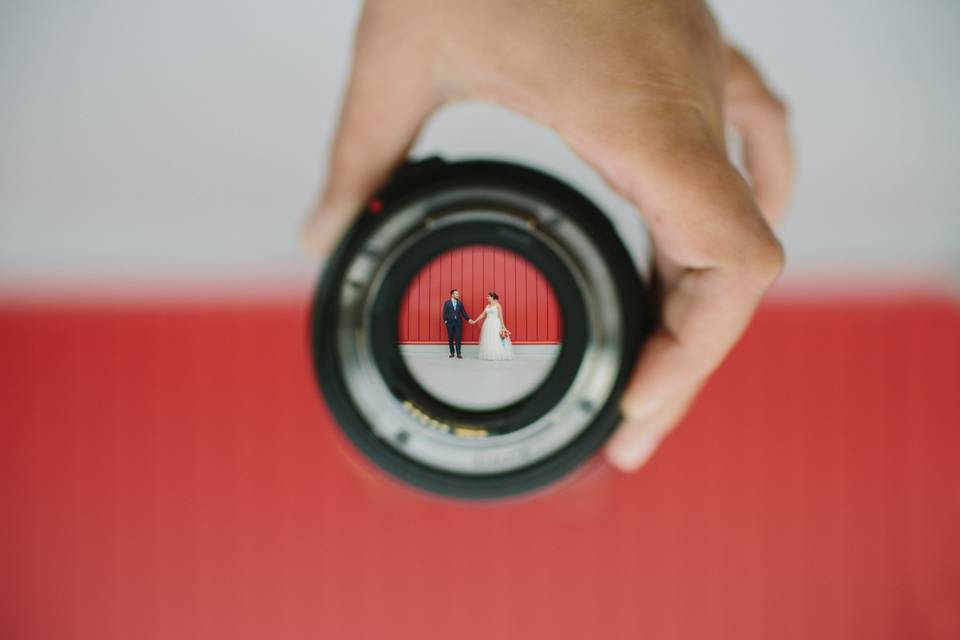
[398,245,562,344]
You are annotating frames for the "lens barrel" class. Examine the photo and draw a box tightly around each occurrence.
[310,157,655,500]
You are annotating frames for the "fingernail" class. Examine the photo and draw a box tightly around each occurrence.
[606,433,660,473]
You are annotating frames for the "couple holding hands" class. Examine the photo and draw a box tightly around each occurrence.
[442,288,513,361]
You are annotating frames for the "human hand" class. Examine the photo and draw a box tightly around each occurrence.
[302,0,792,473]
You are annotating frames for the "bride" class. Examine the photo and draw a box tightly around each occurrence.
[469,292,514,360]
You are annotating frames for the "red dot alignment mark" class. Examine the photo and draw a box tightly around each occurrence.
[368,198,384,215]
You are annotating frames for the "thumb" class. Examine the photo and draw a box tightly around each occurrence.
[300,17,442,255]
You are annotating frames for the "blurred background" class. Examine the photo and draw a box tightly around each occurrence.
[2,1,958,639]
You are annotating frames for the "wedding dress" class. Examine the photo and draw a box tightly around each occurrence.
[477,304,514,360]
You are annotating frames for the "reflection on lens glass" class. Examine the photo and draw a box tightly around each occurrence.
[398,244,563,411]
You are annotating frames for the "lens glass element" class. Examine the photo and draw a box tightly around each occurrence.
[397,244,563,411]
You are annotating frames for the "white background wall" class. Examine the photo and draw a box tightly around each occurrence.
[2,1,958,293]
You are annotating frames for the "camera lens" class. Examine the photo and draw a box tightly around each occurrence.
[310,157,655,500]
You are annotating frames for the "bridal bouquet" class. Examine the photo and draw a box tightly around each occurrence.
[499,328,511,339]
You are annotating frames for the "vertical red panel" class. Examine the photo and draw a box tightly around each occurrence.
[429,259,441,342]
[504,251,516,333]
[556,294,563,341]
[546,280,557,341]
[408,272,415,341]
[439,252,451,343]
[419,266,431,341]
[537,269,549,340]
[486,247,494,299]
[407,270,416,341]
[425,261,433,343]
[460,247,474,343]
[451,249,462,314]
[497,250,503,328]
[410,270,420,340]
[471,244,482,343]
[474,246,482,341]
[526,259,538,341]
[451,248,462,341]
[494,248,505,306]
[483,247,493,309]
[516,251,527,340]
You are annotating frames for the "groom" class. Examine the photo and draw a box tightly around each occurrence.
[442,288,471,359]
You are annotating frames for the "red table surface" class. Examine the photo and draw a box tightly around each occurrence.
[2,295,958,640]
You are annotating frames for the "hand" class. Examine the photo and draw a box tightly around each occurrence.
[302,0,792,473]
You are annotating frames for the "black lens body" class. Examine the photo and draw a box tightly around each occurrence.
[310,157,656,500]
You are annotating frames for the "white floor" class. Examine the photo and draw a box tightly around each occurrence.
[399,344,561,411]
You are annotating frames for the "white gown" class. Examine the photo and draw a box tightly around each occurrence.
[477,304,514,360]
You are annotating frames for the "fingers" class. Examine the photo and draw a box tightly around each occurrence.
[300,8,443,255]
[724,46,794,225]
[604,385,701,472]
[570,114,784,473]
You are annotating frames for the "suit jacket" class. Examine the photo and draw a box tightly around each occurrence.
[442,299,470,326]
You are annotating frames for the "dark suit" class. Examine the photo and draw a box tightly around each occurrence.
[442,298,471,356]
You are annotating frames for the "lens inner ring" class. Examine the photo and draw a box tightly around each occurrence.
[334,184,625,476]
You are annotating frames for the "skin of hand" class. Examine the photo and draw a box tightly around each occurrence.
[302,0,793,473]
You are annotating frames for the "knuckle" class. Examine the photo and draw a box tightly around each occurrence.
[760,91,789,124]
[736,232,785,286]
